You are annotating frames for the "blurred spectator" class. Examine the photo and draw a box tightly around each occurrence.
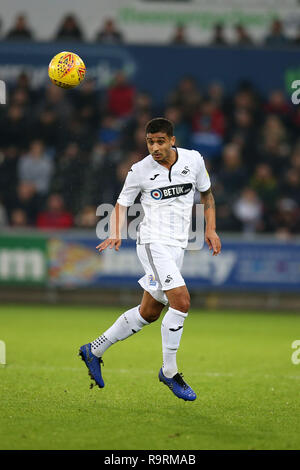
[261,114,289,143]
[95,18,123,44]
[76,206,98,228]
[291,106,300,137]
[134,92,153,115]
[107,71,135,119]
[250,163,279,209]
[225,105,258,169]
[0,146,19,207]
[170,23,188,45]
[121,110,153,152]
[280,168,300,204]
[39,84,72,121]
[233,188,263,234]
[0,199,8,227]
[208,180,241,231]
[258,136,290,178]
[0,104,30,150]
[207,81,225,110]
[210,23,228,46]
[98,115,121,149]
[12,72,37,107]
[116,152,142,190]
[10,88,31,111]
[74,78,100,128]
[218,143,249,195]
[264,90,292,122]
[32,107,62,151]
[10,208,28,227]
[231,86,259,115]
[192,99,225,136]
[55,14,84,41]
[9,182,41,225]
[290,147,300,171]
[5,14,33,41]
[17,140,54,195]
[36,194,73,229]
[234,23,253,46]
[191,99,225,159]
[80,142,121,208]
[164,106,190,148]
[64,116,95,151]
[131,127,149,156]
[270,197,300,233]
[50,142,86,213]
[167,76,202,121]
[264,19,289,47]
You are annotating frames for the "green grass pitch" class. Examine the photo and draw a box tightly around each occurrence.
[0,304,300,450]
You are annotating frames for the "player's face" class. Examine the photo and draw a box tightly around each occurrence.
[146,132,176,163]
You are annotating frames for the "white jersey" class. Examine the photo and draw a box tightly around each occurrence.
[117,147,211,248]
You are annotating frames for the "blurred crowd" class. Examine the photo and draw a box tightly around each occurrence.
[1,13,300,48]
[0,69,300,238]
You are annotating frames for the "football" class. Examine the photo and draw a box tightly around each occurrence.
[48,51,86,89]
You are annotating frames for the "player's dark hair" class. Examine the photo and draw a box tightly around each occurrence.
[145,118,174,137]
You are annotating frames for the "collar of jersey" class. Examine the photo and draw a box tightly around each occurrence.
[152,146,179,170]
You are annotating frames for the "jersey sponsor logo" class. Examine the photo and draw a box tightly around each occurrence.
[151,183,192,200]
[150,189,163,200]
[150,174,160,180]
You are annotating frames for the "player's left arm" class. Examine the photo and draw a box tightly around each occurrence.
[200,188,221,256]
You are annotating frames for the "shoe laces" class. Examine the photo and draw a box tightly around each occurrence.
[173,372,188,389]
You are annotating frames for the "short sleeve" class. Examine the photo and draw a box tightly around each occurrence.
[194,151,211,192]
[117,164,141,207]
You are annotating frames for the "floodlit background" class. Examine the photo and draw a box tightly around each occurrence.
[0,0,300,451]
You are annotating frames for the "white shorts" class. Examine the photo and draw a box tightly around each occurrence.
[137,243,185,305]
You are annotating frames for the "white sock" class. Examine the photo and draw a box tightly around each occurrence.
[91,305,149,357]
[161,307,188,378]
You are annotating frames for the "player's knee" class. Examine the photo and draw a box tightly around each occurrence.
[170,295,190,313]
[140,307,161,323]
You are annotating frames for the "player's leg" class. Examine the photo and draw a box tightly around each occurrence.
[159,285,196,401]
[142,243,196,401]
[90,290,163,357]
[139,290,165,323]
[160,285,190,379]
[79,291,164,388]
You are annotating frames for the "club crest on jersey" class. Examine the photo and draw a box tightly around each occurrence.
[151,183,192,200]
[181,166,190,176]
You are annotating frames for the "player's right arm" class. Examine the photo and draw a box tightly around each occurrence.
[96,164,141,252]
[96,202,127,252]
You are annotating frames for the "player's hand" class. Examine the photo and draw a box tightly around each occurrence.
[96,238,122,252]
[205,230,221,256]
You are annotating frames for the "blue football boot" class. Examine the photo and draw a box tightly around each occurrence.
[158,368,196,401]
[79,343,104,389]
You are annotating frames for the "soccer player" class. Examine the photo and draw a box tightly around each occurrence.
[79,118,221,401]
